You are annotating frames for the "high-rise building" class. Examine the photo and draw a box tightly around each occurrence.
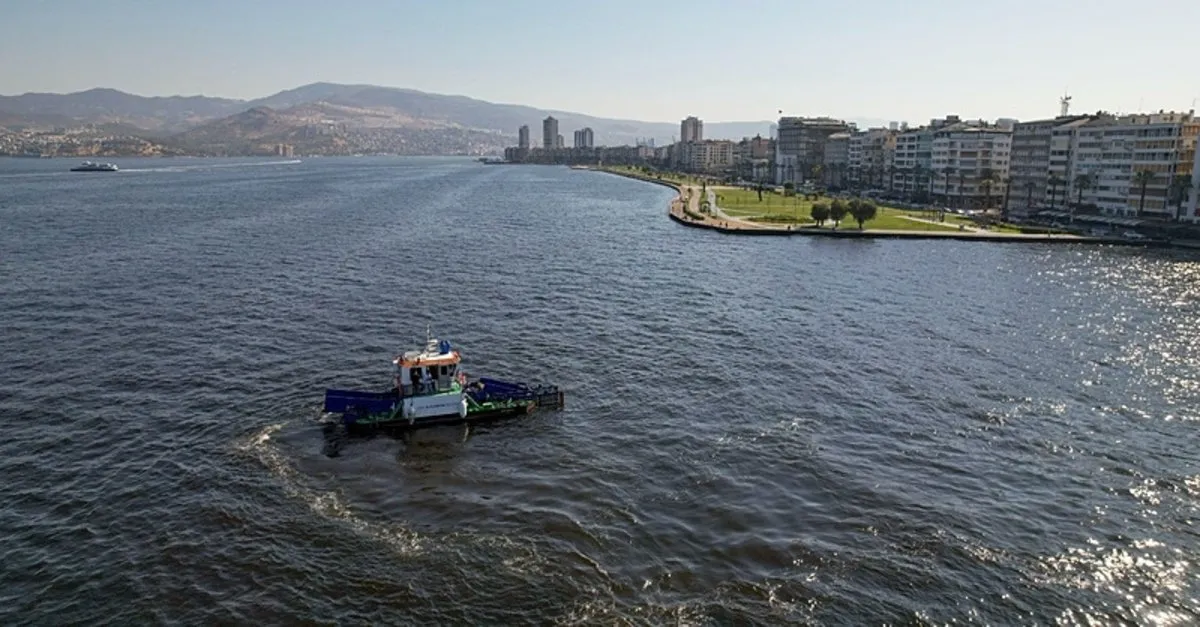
[680,116,703,143]
[556,134,564,150]
[543,116,559,149]
[573,127,594,149]
[518,125,530,150]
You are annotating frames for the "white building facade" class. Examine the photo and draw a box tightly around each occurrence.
[930,122,1012,209]
[1069,111,1200,218]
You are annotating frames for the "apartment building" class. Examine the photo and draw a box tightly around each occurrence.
[573,127,594,149]
[1187,146,1200,222]
[891,116,967,199]
[543,117,559,150]
[675,139,734,173]
[1069,111,1200,218]
[930,121,1012,209]
[732,135,773,180]
[823,132,850,188]
[680,116,703,143]
[1007,115,1092,216]
[848,128,897,189]
[775,116,852,185]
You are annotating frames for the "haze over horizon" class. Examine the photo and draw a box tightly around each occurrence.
[3,0,1199,125]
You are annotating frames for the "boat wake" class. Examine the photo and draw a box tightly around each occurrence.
[122,159,302,173]
[232,421,427,557]
[232,419,551,578]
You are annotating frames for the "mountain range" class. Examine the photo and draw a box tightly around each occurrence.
[0,83,790,156]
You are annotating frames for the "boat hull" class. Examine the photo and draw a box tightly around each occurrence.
[342,402,533,434]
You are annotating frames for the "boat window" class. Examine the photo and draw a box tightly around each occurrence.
[440,365,447,376]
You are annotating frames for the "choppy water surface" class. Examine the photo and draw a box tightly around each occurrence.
[2,156,1199,625]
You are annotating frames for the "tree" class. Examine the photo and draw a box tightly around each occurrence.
[1000,177,1013,221]
[1047,174,1064,210]
[980,169,996,211]
[848,199,878,229]
[1168,174,1192,221]
[828,199,849,228]
[1071,173,1095,223]
[783,181,795,196]
[940,167,955,208]
[810,202,830,226]
[755,181,764,202]
[957,170,966,210]
[1133,169,1155,218]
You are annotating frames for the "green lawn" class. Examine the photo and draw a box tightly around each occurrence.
[712,188,965,232]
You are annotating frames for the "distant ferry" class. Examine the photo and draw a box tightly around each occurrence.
[70,161,119,172]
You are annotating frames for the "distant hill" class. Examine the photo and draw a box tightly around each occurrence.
[0,88,242,132]
[168,103,509,156]
[0,109,78,129]
[0,82,776,152]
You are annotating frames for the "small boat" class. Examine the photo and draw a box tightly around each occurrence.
[322,330,564,433]
[70,161,119,172]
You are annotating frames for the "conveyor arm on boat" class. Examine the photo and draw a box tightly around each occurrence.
[467,378,564,409]
[323,389,397,415]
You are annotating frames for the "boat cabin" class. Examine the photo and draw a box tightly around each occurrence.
[393,337,462,397]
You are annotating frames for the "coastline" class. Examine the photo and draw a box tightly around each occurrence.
[585,166,1162,247]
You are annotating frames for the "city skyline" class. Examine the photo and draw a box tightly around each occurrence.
[2,0,1199,124]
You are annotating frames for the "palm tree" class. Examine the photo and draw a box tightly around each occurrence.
[810,162,825,188]
[1133,169,1156,218]
[1071,173,1095,224]
[941,167,955,208]
[926,166,936,205]
[980,169,996,212]
[912,164,926,202]
[1047,174,1064,211]
[957,170,966,210]
[1000,177,1012,221]
[1168,174,1191,221]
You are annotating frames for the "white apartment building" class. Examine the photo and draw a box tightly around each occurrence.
[1008,115,1091,216]
[848,128,896,190]
[930,122,1012,209]
[891,116,967,199]
[1069,111,1200,218]
[677,139,734,173]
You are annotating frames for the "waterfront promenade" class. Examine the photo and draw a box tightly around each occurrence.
[589,166,1150,246]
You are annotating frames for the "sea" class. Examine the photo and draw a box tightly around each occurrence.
[1,156,1199,625]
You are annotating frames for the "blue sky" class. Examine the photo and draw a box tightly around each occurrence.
[2,0,1198,125]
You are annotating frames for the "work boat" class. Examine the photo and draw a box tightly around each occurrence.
[323,332,564,432]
